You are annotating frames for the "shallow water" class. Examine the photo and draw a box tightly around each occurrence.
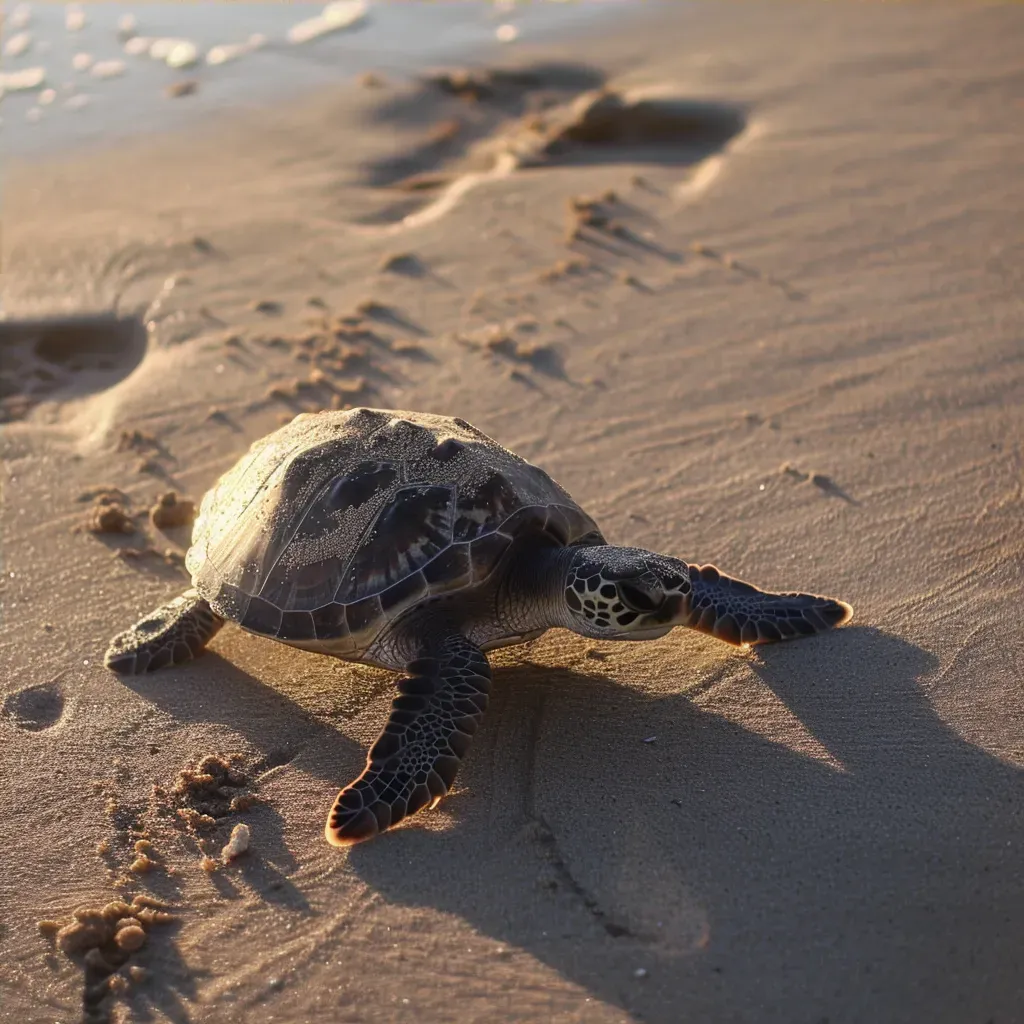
[0,0,637,159]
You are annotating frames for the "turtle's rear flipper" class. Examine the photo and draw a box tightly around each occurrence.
[105,589,225,675]
[683,564,852,647]
[326,633,491,847]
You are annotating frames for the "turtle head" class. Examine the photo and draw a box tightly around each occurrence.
[561,546,692,640]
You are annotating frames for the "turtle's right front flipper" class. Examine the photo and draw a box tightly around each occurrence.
[683,564,852,647]
[105,589,224,675]
[326,633,491,846]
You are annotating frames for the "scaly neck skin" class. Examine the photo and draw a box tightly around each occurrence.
[498,543,579,635]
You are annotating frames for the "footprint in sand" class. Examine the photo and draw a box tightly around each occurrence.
[355,65,747,232]
[0,314,147,422]
[2,681,66,732]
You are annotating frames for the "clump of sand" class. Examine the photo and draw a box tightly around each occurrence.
[158,754,260,873]
[149,491,195,530]
[170,753,251,819]
[84,492,136,535]
[38,894,175,1022]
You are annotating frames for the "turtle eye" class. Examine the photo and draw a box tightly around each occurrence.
[617,580,663,613]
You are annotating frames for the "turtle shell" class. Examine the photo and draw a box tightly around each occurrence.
[186,408,604,656]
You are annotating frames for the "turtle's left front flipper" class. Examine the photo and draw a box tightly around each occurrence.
[105,589,225,674]
[326,633,491,846]
[683,564,852,647]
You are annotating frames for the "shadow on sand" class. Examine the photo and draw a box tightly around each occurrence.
[344,626,1023,1022]
[110,625,1023,1021]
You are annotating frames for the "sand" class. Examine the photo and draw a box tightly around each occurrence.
[2,3,1023,1022]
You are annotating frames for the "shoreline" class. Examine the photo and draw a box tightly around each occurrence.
[0,0,640,163]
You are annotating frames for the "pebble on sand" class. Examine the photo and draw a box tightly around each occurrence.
[148,37,198,68]
[221,823,251,863]
[206,42,246,66]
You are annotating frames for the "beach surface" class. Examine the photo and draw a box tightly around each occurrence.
[2,3,1023,1023]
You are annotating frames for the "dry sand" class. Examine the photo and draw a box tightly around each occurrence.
[3,3,1024,1022]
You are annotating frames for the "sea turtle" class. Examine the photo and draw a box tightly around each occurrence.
[105,407,852,846]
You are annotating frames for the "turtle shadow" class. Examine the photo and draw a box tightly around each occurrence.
[114,650,363,785]
[347,626,1024,1023]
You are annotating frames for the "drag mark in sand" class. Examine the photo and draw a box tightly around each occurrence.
[518,680,642,943]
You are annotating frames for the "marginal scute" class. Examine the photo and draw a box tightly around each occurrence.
[311,603,347,641]
[346,595,383,636]
[240,596,283,638]
[279,610,316,642]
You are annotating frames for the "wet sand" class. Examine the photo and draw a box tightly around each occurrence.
[2,3,1024,1022]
